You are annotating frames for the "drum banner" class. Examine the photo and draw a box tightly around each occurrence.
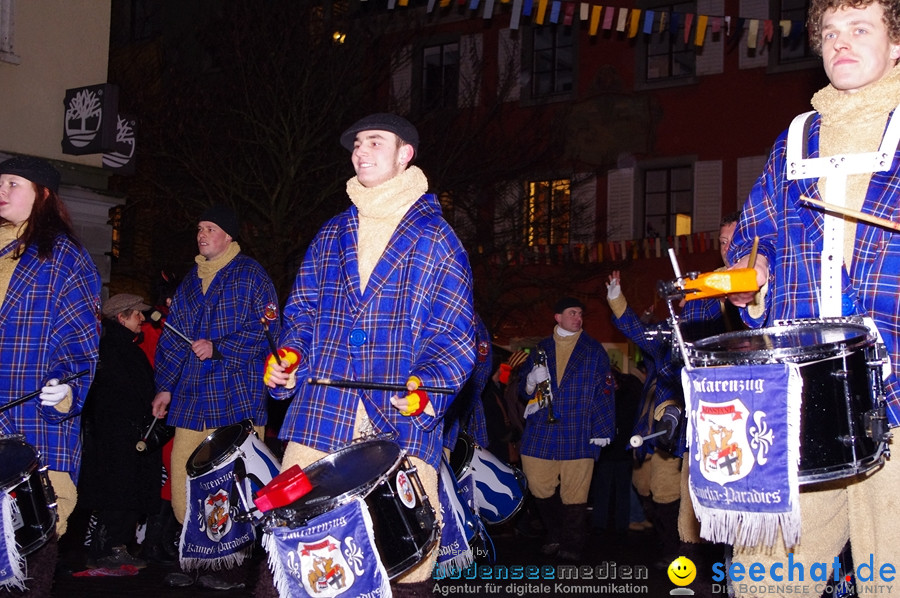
[682,363,802,549]
[0,494,26,590]
[262,497,390,598]
[181,458,256,571]
[435,460,476,577]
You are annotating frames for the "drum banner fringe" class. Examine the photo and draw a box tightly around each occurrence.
[180,458,256,572]
[262,497,390,598]
[0,494,26,591]
[682,363,802,549]
[436,460,476,577]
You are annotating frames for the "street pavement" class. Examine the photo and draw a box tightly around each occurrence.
[50,506,728,597]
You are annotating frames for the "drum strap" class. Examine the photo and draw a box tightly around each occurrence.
[0,495,26,591]
[786,107,900,317]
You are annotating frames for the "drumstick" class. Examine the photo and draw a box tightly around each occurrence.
[800,196,900,232]
[149,311,193,345]
[0,370,91,414]
[748,236,759,270]
[629,430,667,448]
[260,317,280,358]
[136,417,159,452]
[307,377,456,395]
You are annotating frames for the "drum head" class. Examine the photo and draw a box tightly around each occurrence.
[0,437,38,488]
[187,420,251,476]
[286,439,401,516]
[689,321,872,365]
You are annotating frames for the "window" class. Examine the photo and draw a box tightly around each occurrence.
[770,0,817,69]
[643,166,693,238]
[422,42,459,111]
[0,0,19,64]
[642,4,696,84]
[524,178,570,246]
[529,26,574,100]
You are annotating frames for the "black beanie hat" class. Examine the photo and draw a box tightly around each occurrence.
[199,204,240,239]
[554,296,585,314]
[340,113,420,156]
[0,156,61,194]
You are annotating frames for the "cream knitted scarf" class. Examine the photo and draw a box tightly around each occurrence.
[812,64,900,267]
[195,241,241,294]
[346,165,428,291]
[553,326,581,382]
[0,223,26,307]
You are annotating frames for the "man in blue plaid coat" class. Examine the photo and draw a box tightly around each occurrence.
[517,296,615,562]
[152,204,278,590]
[264,113,475,598]
[723,0,900,594]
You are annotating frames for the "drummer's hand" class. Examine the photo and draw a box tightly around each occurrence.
[151,391,171,419]
[263,348,300,389]
[390,376,435,417]
[728,254,768,307]
[191,339,214,360]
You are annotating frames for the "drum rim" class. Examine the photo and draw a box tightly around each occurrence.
[272,438,404,523]
[689,321,873,364]
[0,436,40,489]
[186,419,253,477]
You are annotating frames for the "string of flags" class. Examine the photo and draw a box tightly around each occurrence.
[382,0,805,48]
[487,231,722,266]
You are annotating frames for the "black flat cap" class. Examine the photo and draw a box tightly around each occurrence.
[340,113,419,156]
[0,156,61,194]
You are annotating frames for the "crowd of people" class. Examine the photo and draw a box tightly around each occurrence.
[3,1,900,593]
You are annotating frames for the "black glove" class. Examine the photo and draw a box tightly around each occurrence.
[655,404,682,454]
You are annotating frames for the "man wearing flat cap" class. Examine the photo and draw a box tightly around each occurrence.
[151,204,278,589]
[264,113,475,597]
[517,296,615,562]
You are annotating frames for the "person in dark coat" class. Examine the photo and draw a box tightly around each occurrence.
[79,293,161,569]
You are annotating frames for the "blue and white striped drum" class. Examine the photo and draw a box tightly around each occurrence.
[449,432,527,525]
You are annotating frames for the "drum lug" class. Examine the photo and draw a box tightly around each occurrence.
[864,404,890,444]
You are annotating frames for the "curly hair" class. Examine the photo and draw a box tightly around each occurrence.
[808,0,900,55]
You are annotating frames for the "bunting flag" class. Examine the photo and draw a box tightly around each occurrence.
[590,5,602,35]
[414,0,804,49]
[628,9,641,38]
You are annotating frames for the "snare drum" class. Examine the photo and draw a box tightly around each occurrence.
[0,436,57,556]
[186,420,281,521]
[265,438,437,579]
[449,433,527,525]
[688,320,889,484]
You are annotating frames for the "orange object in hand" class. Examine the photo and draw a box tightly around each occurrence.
[400,389,430,417]
[263,347,300,386]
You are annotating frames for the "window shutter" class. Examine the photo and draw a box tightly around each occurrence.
[693,160,722,232]
[459,34,483,108]
[390,45,412,113]
[607,168,634,241]
[498,28,521,103]
[570,174,596,244]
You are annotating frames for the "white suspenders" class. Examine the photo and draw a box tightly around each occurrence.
[785,108,900,316]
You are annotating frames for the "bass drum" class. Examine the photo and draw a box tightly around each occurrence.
[266,438,437,579]
[688,319,889,484]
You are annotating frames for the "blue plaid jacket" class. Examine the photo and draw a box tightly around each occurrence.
[729,111,900,426]
[518,332,615,460]
[154,252,277,430]
[0,235,101,477]
[273,193,476,470]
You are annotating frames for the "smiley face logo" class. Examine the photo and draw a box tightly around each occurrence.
[668,556,697,587]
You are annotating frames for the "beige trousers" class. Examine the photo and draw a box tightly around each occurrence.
[48,470,76,537]
[520,455,593,504]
